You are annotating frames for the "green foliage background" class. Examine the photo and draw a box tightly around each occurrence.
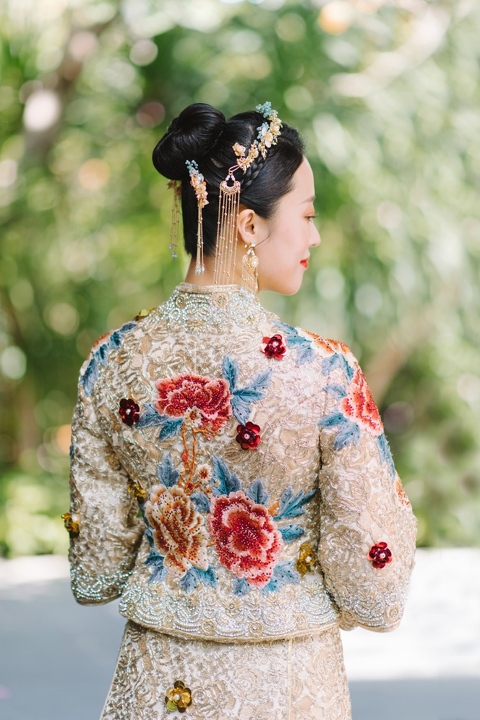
[1,0,479,556]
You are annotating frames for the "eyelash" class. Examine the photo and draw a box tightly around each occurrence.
[307,214,319,222]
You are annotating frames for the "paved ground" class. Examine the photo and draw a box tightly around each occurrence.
[0,549,479,720]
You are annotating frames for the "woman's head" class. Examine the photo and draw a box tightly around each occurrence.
[152,103,306,258]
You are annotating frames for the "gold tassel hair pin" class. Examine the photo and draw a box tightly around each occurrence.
[167,179,181,259]
[185,159,208,275]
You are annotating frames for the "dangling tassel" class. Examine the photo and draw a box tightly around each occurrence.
[213,172,241,285]
[241,242,259,294]
[167,180,181,260]
[195,204,205,275]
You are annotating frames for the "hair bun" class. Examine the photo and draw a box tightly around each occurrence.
[152,103,226,180]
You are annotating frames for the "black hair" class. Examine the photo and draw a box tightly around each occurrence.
[152,103,305,257]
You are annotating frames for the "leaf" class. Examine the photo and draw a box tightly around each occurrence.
[325,384,347,400]
[321,353,354,382]
[222,355,238,391]
[334,420,361,450]
[377,433,395,478]
[232,577,250,596]
[212,455,241,496]
[145,552,167,583]
[136,403,165,429]
[279,524,305,542]
[157,454,180,487]
[318,412,346,429]
[260,561,301,594]
[246,478,270,505]
[158,418,184,441]
[230,368,272,424]
[180,568,198,593]
[275,321,315,365]
[274,486,317,520]
[81,357,98,397]
[190,491,211,512]
[97,343,109,367]
[193,566,217,588]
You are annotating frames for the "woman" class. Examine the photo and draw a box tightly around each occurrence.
[63,102,417,719]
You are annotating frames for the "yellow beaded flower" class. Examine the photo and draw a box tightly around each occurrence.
[61,512,80,537]
[127,481,148,502]
[165,680,192,713]
[296,541,316,576]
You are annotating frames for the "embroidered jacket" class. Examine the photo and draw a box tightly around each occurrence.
[66,283,417,643]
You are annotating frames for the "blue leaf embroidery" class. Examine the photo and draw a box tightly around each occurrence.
[321,353,355,382]
[81,357,98,397]
[377,433,395,478]
[212,455,241,496]
[81,321,136,396]
[260,561,301,594]
[136,403,165,429]
[157,454,180,487]
[145,552,167,583]
[158,418,184,441]
[275,321,315,365]
[325,384,348,400]
[279,524,305,542]
[180,568,198,593]
[232,577,251,597]
[334,420,361,450]
[318,412,348,429]
[222,355,239,391]
[190,491,211,512]
[230,369,272,424]
[274,486,317,521]
[245,478,270,505]
[193,566,217,588]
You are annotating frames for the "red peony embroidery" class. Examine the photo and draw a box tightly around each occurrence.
[208,491,283,587]
[145,484,209,577]
[119,398,140,426]
[155,374,232,433]
[236,422,261,450]
[261,334,287,360]
[368,542,392,569]
[341,367,383,435]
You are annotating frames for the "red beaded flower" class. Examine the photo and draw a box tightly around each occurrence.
[368,542,392,569]
[341,367,383,436]
[119,398,140,426]
[155,374,232,433]
[236,422,261,450]
[208,491,284,587]
[261,334,287,360]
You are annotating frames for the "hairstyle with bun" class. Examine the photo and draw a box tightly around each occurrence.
[152,103,304,258]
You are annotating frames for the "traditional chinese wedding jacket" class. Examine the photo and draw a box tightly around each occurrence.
[66,283,417,643]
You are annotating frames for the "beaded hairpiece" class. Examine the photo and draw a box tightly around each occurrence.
[185,159,208,275]
[213,102,282,291]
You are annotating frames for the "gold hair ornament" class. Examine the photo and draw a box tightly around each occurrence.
[167,180,181,259]
[213,102,282,290]
[185,159,208,275]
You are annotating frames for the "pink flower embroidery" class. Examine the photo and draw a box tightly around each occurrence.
[208,491,283,588]
[145,484,209,577]
[155,374,232,433]
[341,367,383,436]
[368,542,392,569]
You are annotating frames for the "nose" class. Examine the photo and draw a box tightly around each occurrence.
[310,225,321,247]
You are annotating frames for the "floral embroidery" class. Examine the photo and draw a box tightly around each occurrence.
[165,680,192,713]
[236,422,261,450]
[368,542,392,569]
[319,352,396,477]
[155,374,232,433]
[208,491,283,588]
[144,484,209,577]
[127,480,147,501]
[340,367,383,435]
[275,321,315,365]
[261,334,287,360]
[395,476,411,506]
[61,512,80,536]
[119,398,140,426]
[81,321,137,397]
[296,541,316,576]
[304,332,350,356]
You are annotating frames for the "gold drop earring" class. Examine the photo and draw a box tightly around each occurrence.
[241,242,259,294]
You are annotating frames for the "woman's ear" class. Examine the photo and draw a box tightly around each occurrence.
[237,207,268,245]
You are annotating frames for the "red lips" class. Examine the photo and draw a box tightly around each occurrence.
[300,259,309,268]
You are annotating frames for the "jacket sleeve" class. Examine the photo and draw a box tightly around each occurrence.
[317,349,417,632]
[65,367,144,605]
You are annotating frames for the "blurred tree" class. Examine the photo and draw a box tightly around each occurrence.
[0,0,479,555]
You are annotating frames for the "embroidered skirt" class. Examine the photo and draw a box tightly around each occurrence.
[100,621,352,720]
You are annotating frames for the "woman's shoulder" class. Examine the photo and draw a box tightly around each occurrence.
[270,318,357,370]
